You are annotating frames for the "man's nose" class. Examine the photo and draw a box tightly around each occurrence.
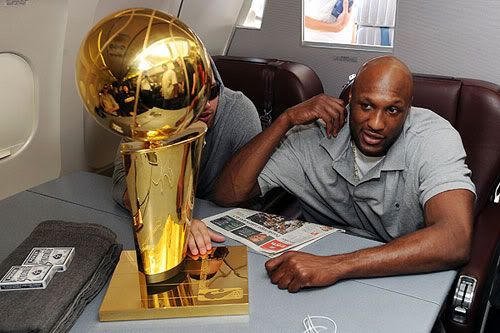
[367,110,385,131]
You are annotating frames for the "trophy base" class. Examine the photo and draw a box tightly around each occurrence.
[99,246,249,322]
[143,259,184,284]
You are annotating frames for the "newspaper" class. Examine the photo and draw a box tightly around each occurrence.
[203,208,343,257]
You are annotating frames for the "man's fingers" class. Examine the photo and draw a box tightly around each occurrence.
[265,253,287,273]
[270,267,287,285]
[209,229,225,243]
[320,110,343,138]
[324,116,333,138]
[190,219,216,254]
[318,97,346,137]
[321,94,345,110]
[277,272,293,290]
[187,236,199,255]
[331,112,340,137]
[191,228,210,254]
[287,277,303,293]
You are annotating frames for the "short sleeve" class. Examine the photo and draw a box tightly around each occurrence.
[418,128,476,205]
[258,127,308,196]
[228,93,262,151]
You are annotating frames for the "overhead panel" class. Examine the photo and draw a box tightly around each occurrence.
[179,0,246,55]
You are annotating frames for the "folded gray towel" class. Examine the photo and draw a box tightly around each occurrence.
[0,220,122,333]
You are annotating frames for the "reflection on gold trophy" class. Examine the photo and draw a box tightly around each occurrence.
[75,8,213,283]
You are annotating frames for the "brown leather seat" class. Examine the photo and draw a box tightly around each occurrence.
[412,75,500,333]
[213,55,323,128]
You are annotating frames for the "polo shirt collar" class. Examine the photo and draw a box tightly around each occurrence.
[319,124,355,184]
[319,123,351,164]
[379,126,406,172]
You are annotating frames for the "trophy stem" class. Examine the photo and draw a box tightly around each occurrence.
[121,123,207,284]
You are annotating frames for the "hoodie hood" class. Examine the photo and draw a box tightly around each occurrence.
[209,56,226,128]
[210,56,224,91]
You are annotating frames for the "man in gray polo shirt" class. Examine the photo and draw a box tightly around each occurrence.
[212,56,475,292]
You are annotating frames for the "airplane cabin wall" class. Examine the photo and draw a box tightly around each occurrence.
[60,0,100,177]
[227,0,500,97]
[0,1,66,200]
[395,0,500,85]
[179,0,245,56]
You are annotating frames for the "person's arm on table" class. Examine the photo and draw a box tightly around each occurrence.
[266,189,474,292]
[213,94,346,206]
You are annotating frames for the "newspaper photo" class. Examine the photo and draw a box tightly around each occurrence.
[202,208,343,257]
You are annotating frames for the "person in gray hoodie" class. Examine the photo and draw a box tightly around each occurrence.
[111,58,262,254]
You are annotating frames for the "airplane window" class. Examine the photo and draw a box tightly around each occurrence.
[303,0,397,51]
[238,0,266,29]
[0,53,34,160]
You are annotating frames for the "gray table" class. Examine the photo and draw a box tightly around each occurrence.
[1,171,456,332]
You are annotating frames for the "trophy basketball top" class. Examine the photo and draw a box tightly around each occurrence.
[75,8,213,142]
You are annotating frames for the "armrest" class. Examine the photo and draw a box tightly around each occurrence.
[444,202,500,333]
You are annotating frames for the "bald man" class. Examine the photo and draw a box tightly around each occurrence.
[209,56,475,292]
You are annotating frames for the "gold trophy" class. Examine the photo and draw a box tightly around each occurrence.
[75,8,212,283]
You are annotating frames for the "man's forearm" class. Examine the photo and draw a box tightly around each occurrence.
[329,190,474,282]
[333,222,471,281]
[213,115,292,206]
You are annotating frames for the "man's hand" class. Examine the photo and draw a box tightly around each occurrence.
[281,94,347,137]
[265,251,346,293]
[188,219,225,255]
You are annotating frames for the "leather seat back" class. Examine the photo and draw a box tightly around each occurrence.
[411,74,500,212]
[213,56,324,127]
